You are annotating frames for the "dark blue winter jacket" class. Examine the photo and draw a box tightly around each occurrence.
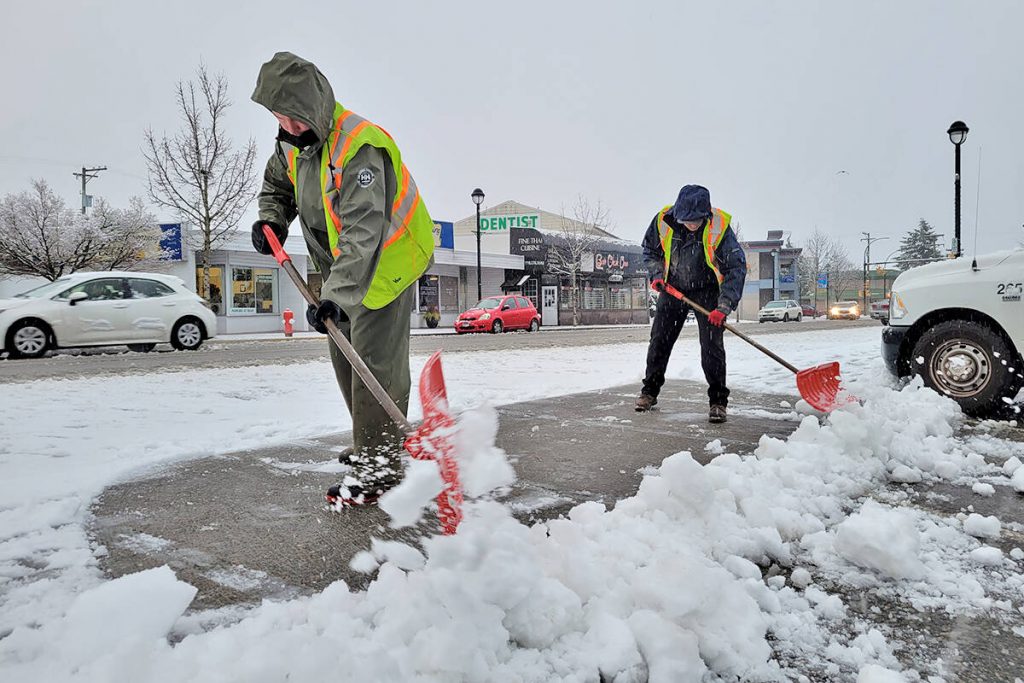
[642,212,747,313]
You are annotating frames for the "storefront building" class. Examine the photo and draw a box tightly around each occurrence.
[159,221,520,334]
[453,201,650,326]
[736,230,802,320]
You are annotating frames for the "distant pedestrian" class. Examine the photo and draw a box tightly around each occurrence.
[636,185,746,423]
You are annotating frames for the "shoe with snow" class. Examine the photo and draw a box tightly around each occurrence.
[635,393,658,412]
[709,404,727,424]
[324,477,396,510]
[337,446,355,465]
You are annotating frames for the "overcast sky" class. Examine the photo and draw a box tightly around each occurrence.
[3,0,1022,263]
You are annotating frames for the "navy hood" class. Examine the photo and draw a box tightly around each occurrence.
[672,185,712,222]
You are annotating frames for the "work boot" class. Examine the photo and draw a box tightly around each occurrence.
[337,446,355,465]
[635,393,658,412]
[709,404,727,424]
[325,476,394,510]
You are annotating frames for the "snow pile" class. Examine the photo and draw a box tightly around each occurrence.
[833,501,925,580]
[963,513,1001,540]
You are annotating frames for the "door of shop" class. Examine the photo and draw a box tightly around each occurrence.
[541,286,558,326]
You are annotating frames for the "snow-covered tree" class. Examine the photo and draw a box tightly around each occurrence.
[144,64,257,300]
[894,219,943,270]
[546,196,608,326]
[0,180,161,281]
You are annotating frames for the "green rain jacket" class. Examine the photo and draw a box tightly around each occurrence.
[252,52,398,311]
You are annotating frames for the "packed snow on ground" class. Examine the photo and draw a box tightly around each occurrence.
[1,326,1023,681]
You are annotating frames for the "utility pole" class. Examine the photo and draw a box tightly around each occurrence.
[73,166,107,214]
[860,232,889,313]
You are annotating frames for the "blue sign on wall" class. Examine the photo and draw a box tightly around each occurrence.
[432,221,454,249]
[779,274,795,284]
[817,273,828,288]
[159,223,183,261]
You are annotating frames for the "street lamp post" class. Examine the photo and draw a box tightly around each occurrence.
[471,188,485,302]
[947,120,969,258]
[769,249,778,301]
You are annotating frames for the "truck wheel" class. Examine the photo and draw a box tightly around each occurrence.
[911,320,1023,417]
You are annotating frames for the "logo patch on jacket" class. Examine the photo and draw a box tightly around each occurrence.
[356,168,375,188]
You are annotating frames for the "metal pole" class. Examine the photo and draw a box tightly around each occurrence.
[475,203,482,302]
[954,142,962,258]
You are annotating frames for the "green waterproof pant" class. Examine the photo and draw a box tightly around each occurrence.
[327,285,414,488]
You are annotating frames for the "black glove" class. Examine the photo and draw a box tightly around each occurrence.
[306,300,346,334]
[252,220,287,255]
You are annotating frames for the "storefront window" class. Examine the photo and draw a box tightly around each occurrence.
[419,274,439,312]
[522,278,539,309]
[630,278,648,309]
[439,276,459,312]
[195,266,225,315]
[582,281,606,310]
[231,267,277,314]
[608,285,629,310]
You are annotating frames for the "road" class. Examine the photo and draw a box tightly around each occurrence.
[0,319,879,383]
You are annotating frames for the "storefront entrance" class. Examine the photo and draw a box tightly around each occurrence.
[541,285,558,326]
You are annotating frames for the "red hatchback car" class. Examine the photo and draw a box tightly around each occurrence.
[455,295,541,334]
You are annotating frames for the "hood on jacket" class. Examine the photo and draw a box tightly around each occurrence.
[251,52,336,144]
[672,184,712,222]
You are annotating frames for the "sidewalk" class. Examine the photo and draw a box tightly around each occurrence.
[88,379,1024,679]
[215,322,653,343]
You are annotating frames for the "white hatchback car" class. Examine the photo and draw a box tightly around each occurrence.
[0,271,217,359]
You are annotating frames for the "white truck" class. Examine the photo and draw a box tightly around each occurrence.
[882,248,1024,416]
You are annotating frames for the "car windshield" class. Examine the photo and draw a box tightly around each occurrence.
[471,298,503,309]
[764,302,786,308]
[14,278,75,299]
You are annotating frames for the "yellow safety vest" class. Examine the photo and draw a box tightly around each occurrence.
[283,103,435,309]
[656,206,732,284]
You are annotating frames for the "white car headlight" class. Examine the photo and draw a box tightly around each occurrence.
[889,292,908,320]
[480,313,491,320]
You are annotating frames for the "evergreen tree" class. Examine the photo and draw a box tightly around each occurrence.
[895,219,943,270]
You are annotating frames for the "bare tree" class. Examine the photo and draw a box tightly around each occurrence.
[546,196,609,326]
[144,64,257,299]
[795,228,854,310]
[0,180,161,281]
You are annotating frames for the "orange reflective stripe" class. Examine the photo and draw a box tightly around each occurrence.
[382,191,421,249]
[330,110,356,161]
[392,165,412,215]
[337,121,370,167]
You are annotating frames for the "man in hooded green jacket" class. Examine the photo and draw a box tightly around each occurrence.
[250,52,435,507]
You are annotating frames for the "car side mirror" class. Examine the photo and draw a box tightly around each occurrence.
[502,304,512,310]
[68,291,88,306]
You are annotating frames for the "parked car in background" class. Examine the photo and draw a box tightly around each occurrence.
[0,271,217,359]
[800,303,818,318]
[455,294,541,334]
[828,301,860,320]
[883,248,1023,416]
[758,299,803,323]
[869,300,890,324]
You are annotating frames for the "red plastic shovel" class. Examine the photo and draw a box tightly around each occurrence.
[660,283,856,412]
[262,226,463,534]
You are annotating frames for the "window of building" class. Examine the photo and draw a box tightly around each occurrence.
[608,285,629,310]
[230,266,277,314]
[521,278,539,309]
[582,281,606,310]
[419,274,439,312]
[630,278,648,309]
[195,266,225,315]
[128,278,175,298]
[439,276,459,313]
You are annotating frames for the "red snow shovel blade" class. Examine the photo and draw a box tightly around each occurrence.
[404,351,463,534]
[796,362,857,413]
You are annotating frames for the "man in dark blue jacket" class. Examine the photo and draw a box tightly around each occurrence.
[636,185,747,423]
